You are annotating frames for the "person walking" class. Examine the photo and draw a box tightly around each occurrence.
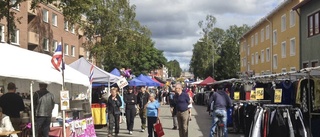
[124,86,137,135]
[174,83,190,137]
[169,87,178,130]
[0,82,25,131]
[137,86,150,132]
[33,83,55,137]
[208,85,232,137]
[107,88,122,137]
[146,93,160,137]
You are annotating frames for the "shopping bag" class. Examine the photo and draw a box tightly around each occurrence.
[153,119,165,137]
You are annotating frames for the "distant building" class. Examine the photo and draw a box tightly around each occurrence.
[180,71,193,79]
[149,65,168,79]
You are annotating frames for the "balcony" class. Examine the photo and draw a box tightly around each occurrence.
[28,31,39,48]
[27,0,36,16]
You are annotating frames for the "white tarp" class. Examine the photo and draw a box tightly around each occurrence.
[0,43,90,86]
[70,57,120,83]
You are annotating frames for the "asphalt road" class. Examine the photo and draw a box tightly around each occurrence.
[95,104,244,137]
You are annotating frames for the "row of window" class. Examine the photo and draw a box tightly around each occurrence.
[43,39,76,56]
[302,61,319,68]
[259,67,297,75]
[241,10,296,52]
[42,9,75,33]
[0,25,19,44]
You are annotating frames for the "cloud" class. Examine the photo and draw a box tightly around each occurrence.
[130,0,284,70]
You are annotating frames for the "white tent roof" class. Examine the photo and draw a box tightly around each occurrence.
[69,57,120,83]
[0,43,89,86]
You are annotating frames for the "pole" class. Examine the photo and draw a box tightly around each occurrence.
[30,81,35,137]
[61,37,66,137]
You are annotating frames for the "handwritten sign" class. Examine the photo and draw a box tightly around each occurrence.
[116,78,128,89]
[255,88,264,100]
[60,90,70,110]
[250,90,256,100]
[274,89,282,103]
[234,92,240,100]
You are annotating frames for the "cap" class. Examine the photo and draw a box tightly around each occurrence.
[7,82,18,90]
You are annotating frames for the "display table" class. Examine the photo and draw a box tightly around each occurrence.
[69,117,96,137]
[0,131,21,136]
[49,127,71,137]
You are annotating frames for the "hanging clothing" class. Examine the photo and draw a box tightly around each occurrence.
[279,81,295,105]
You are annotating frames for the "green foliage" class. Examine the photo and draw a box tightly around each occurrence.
[167,60,182,78]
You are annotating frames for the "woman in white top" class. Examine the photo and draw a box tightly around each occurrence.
[0,107,18,137]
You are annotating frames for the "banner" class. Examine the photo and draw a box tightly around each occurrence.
[60,90,70,110]
[255,88,264,100]
[234,91,240,100]
[117,78,128,89]
[274,89,282,103]
[250,90,256,100]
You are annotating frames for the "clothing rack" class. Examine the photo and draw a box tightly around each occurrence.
[263,104,293,108]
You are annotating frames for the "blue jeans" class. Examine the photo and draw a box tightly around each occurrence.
[209,109,228,137]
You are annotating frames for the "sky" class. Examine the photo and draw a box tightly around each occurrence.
[130,0,285,71]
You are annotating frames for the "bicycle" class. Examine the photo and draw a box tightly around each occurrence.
[214,114,225,137]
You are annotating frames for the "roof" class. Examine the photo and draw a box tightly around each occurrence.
[292,0,311,10]
[241,0,292,39]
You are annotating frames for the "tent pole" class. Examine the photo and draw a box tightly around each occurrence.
[30,81,35,137]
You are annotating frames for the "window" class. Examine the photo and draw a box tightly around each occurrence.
[244,58,247,67]
[251,54,254,65]
[290,67,296,72]
[261,29,264,42]
[71,45,75,56]
[255,52,259,64]
[303,62,309,68]
[251,35,254,47]
[11,29,19,45]
[11,0,19,10]
[86,51,90,60]
[282,68,287,73]
[266,25,270,40]
[261,50,264,63]
[273,55,278,69]
[281,41,286,58]
[247,64,250,71]
[42,9,48,23]
[64,21,69,31]
[71,24,75,34]
[0,25,4,42]
[290,10,296,27]
[312,61,318,67]
[315,13,319,34]
[266,48,270,62]
[52,13,57,26]
[64,44,69,55]
[43,38,49,51]
[247,46,250,56]
[290,38,296,56]
[281,14,286,32]
[309,16,314,36]
[255,33,258,45]
[273,30,277,45]
[52,40,58,52]
[241,58,244,67]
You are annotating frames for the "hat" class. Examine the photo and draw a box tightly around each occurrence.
[128,86,133,90]
[7,82,18,90]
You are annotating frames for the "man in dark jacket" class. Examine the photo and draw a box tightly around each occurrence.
[208,85,232,137]
[169,87,178,130]
[33,83,55,137]
[124,86,137,135]
[107,88,122,136]
[136,86,149,132]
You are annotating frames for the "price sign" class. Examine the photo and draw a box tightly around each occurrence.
[234,92,240,100]
[60,90,70,110]
[250,90,256,100]
[274,89,282,103]
[255,88,264,100]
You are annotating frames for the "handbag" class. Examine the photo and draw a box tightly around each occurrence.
[153,119,165,137]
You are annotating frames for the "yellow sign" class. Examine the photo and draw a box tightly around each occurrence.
[255,88,264,100]
[234,92,240,100]
[274,89,282,103]
[250,90,256,100]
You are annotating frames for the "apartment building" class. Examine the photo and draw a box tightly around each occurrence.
[0,0,91,64]
[239,0,301,76]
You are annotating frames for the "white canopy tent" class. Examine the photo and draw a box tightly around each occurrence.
[0,43,90,137]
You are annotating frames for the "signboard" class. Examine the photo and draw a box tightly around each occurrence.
[274,89,283,103]
[255,88,264,100]
[60,90,70,110]
[250,90,256,100]
[234,91,240,100]
[117,78,128,89]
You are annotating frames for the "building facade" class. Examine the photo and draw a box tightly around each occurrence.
[293,0,320,68]
[239,0,301,76]
[0,0,91,64]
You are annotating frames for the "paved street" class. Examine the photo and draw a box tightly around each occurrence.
[95,104,244,137]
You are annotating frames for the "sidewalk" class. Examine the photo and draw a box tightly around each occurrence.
[95,104,243,137]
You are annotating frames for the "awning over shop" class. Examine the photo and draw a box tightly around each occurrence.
[198,76,216,86]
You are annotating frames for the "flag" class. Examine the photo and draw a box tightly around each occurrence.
[89,64,94,84]
[51,43,64,71]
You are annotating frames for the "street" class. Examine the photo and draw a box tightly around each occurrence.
[95,104,244,137]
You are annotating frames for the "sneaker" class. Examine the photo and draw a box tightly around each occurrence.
[140,129,145,132]
[129,131,133,135]
[172,126,177,130]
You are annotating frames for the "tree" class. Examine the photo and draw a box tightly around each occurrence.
[167,60,182,78]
